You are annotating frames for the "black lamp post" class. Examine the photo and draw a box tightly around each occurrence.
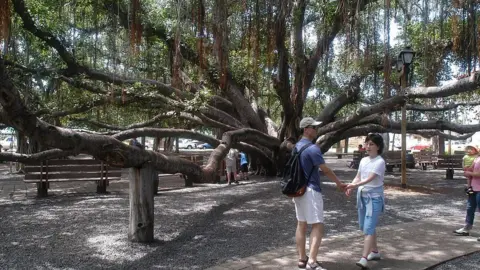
[397,46,415,188]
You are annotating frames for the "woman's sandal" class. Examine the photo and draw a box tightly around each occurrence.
[298,257,309,269]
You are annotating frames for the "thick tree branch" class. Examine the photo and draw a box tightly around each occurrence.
[407,101,480,111]
[354,114,480,135]
[319,124,476,152]
[0,149,75,163]
[72,112,204,131]
[337,125,475,140]
[317,95,405,135]
[221,128,281,150]
[112,128,220,146]
[317,74,365,122]
[408,72,480,98]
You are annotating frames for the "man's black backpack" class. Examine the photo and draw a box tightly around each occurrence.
[281,143,316,197]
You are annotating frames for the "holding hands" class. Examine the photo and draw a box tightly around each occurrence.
[336,182,348,192]
[344,183,358,197]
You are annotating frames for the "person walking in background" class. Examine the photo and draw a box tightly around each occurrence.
[462,145,478,196]
[345,133,386,269]
[225,148,239,185]
[239,151,249,180]
[293,117,347,270]
[454,148,480,238]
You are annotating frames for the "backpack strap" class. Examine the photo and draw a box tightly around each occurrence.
[295,143,313,155]
[296,143,317,182]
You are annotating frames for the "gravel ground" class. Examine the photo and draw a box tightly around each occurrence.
[429,251,480,270]
[0,157,472,269]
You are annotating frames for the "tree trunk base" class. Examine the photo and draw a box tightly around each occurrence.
[199,168,219,183]
[128,166,155,243]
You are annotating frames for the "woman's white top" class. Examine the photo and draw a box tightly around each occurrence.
[358,155,385,188]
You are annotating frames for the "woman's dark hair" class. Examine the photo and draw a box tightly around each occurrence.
[365,133,384,154]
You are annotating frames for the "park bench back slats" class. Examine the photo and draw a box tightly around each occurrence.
[24,171,122,181]
[350,151,365,169]
[23,157,122,197]
[383,151,402,172]
[413,151,438,170]
[437,154,464,179]
[24,164,118,173]
[24,159,102,166]
[437,155,463,168]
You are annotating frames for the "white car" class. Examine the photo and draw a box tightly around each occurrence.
[445,141,469,152]
[1,137,17,151]
[178,139,197,149]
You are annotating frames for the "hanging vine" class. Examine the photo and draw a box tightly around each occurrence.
[0,0,11,48]
[213,0,229,90]
[196,0,206,71]
[172,0,183,93]
[130,0,142,55]
[383,0,391,99]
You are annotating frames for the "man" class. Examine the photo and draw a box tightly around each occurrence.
[225,148,239,185]
[294,117,347,270]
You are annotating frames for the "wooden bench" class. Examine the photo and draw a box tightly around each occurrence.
[383,151,415,172]
[437,154,464,179]
[24,158,122,197]
[336,152,353,159]
[349,151,366,169]
[413,151,438,170]
[383,151,402,172]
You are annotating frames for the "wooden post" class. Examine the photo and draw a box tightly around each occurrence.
[97,162,108,194]
[400,66,408,188]
[153,170,159,195]
[344,138,349,153]
[37,160,48,197]
[336,142,342,159]
[128,166,155,243]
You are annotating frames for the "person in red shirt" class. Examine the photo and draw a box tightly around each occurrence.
[358,144,366,152]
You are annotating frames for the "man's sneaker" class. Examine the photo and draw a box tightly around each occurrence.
[453,226,470,236]
[356,257,368,268]
[367,251,381,261]
[306,261,327,270]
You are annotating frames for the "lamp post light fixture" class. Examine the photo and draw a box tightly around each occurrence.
[397,46,415,189]
[400,46,415,65]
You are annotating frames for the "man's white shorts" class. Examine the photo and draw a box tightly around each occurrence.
[293,187,324,224]
[226,165,236,174]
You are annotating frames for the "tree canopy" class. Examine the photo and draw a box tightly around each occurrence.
[0,0,480,180]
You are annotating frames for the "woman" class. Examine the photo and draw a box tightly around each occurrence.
[453,146,480,238]
[346,133,385,269]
